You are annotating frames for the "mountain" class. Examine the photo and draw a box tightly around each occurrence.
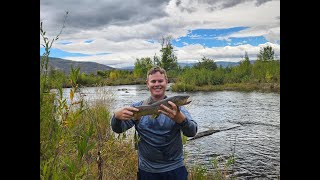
[215,61,240,67]
[119,61,249,70]
[41,56,256,74]
[41,56,114,74]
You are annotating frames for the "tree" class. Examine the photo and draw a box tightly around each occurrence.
[257,46,275,61]
[153,53,161,66]
[97,70,107,77]
[109,71,118,80]
[133,57,153,78]
[237,51,252,82]
[194,56,217,71]
[158,36,179,71]
[243,51,250,62]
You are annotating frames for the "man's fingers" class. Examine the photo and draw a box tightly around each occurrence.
[115,106,140,120]
[159,104,177,118]
[160,102,177,113]
[167,101,176,107]
[120,112,134,120]
[123,109,134,116]
[127,107,139,112]
[158,110,167,116]
[160,104,169,111]
[122,114,132,119]
[167,101,178,111]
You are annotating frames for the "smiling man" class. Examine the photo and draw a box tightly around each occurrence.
[111,66,198,180]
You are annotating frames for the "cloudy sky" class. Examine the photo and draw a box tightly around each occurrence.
[40,0,280,68]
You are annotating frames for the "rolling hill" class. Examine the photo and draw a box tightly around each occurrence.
[41,56,114,74]
[41,56,252,74]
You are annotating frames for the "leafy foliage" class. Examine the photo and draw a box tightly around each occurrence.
[40,14,138,180]
[173,48,279,92]
[158,36,179,72]
[133,57,154,78]
[257,45,275,61]
[194,56,217,71]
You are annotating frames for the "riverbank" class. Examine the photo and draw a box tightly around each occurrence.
[65,81,280,94]
[172,82,280,93]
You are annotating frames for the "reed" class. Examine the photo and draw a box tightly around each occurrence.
[184,135,238,180]
[40,15,138,179]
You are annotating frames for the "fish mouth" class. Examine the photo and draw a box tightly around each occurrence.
[183,96,191,104]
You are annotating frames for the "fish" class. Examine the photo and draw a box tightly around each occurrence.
[132,95,191,119]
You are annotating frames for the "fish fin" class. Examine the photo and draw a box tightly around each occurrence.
[150,114,159,119]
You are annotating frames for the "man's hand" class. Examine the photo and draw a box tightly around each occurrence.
[158,101,186,124]
[114,107,139,121]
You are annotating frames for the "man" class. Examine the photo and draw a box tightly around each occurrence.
[111,66,198,180]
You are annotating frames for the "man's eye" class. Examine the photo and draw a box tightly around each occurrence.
[150,80,163,83]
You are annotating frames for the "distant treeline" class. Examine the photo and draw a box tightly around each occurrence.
[127,44,279,93]
[46,40,279,93]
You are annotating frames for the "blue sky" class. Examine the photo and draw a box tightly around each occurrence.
[40,48,110,58]
[171,27,268,47]
[41,27,269,58]
[40,0,280,68]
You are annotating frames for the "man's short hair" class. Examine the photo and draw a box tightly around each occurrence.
[147,66,168,80]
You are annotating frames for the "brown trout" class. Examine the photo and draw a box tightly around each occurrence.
[132,95,191,119]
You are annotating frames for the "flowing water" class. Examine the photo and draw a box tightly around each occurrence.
[63,84,280,179]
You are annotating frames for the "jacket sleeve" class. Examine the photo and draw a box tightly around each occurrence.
[111,114,135,133]
[111,101,143,134]
[179,106,198,137]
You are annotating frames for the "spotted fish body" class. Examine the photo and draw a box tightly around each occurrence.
[133,95,191,119]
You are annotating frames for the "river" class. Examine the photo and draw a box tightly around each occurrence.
[62,84,280,179]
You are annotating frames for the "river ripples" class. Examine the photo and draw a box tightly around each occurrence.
[63,84,280,179]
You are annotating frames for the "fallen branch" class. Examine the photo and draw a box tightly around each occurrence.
[188,125,241,141]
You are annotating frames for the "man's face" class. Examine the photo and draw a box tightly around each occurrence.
[147,71,168,99]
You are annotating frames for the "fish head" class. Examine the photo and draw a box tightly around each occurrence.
[172,95,191,106]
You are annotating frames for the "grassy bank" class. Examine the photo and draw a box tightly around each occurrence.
[40,88,138,179]
[172,82,280,93]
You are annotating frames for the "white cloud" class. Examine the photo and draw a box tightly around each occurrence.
[41,0,280,68]
[175,42,280,62]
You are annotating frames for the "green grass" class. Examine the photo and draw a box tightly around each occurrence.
[172,82,280,93]
[40,88,139,179]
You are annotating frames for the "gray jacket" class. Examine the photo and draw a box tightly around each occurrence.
[111,96,198,173]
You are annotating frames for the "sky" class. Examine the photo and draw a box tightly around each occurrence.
[40,0,280,69]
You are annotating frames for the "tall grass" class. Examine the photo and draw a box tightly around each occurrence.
[40,15,138,179]
[184,135,238,180]
[186,153,236,180]
[41,86,139,179]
